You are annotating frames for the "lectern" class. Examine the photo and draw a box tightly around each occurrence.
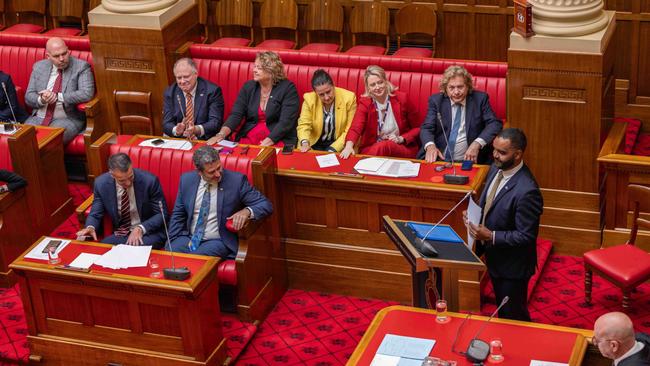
[383,216,485,312]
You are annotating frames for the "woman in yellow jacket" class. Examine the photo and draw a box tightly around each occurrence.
[297,69,357,153]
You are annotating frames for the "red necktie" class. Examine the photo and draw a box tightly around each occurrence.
[42,70,63,126]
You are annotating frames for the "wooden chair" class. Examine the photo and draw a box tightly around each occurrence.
[584,184,650,308]
[300,0,344,53]
[212,0,254,47]
[393,3,437,58]
[46,0,86,36]
[197,0,209,41]
[113,91,154,136]
[4,0,46,33]
[257,0,298,50]
[346,1,390,55]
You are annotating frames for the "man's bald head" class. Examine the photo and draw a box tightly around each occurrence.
[593,312,636,360]
[45,37,70,70]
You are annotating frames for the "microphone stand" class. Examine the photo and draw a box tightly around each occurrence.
[1,82,17,132]
[437,111,469,185]
[158,201,190,281]
[465,296,510,362]
[176,94,194,143]
[419,191,472,245]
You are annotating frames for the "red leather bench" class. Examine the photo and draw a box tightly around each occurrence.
[77,133,285,323]
[0,33,99,170]
[189,45,507,125]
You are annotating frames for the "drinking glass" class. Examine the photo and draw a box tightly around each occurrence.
[435,299,450,323]
[149,257,161,278]
[488,338,504,363]
[421,357,441,366]
[47,246,61,265]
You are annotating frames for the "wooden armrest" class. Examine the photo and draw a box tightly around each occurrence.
[238,217,266,241]
[598,121,627,158]
[76,194,94,226]
[175,41,194,57]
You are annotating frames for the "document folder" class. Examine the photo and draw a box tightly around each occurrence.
[406,222,463,243]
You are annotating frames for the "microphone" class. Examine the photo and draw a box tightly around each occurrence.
[465,296,509,363]
[414,191,471,257]
[176,94,186,121]
[1,82,17,132]
[437,111,468,185]
[158,200,190,281]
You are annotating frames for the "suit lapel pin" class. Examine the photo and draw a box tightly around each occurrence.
[200,94,204,97]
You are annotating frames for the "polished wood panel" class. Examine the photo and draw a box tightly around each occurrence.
[304,0,344,48]
[113,90,154,135]
[395,4,437,53]
[259,0,299,45]
[349,2,390,49]
[215,0,254,42]
[49,0,86,34]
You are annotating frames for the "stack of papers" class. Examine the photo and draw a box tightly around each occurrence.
[69,253,102,269]
[24,237,70,260]
[354,158,420,178]
[139,138,192,151]
[94,244,152,269]
[370,334,436,366]
[316,153,340,168]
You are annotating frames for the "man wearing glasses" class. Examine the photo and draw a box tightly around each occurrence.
[593,312,650,365]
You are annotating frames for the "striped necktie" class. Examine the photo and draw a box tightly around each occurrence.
[115,188,131,236]
[189,183,211,252]
[446,103,463,161]
[185,92,194,134]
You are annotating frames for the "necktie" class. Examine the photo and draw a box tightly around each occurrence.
[115,188,131,236]
[445,103,463,161]
[189,183,211,252]
[482,171,504,225]
[42,69,63,126]
[185,92,195,136]
[322,109,333,141]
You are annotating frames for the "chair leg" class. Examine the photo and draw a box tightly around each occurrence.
[584,269,592,304]
[622,290,631,308]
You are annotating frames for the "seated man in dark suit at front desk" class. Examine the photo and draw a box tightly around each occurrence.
[76,153,167,248]
[162,57,224,140]
[0,71,28,123]
[0,169,27,193]
[419,65,502,164]
[593,312,650,365]
[168,145,272,258]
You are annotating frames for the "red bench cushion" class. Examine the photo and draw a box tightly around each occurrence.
[44,27,83,37]
[211,37,252,47]
[393,47,432,58]
[632,133,650,156]
[615,117,641,154]
[3,24,44,33]
[584,244,650,285]
[64,135,86,156]
[256,39,295,49]
[345,45,386,55]
[300,43,340,53]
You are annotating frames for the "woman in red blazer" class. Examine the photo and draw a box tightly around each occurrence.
[340,65,420,159]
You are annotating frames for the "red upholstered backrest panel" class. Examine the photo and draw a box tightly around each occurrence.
[107,144,254,211]
[0,135,13,172]
[0,33,91,51]
[195,58,506,123]
[615,117,642,155]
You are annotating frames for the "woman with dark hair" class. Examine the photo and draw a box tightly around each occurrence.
[208,51,299,147]
[297,69,357,152]
[340,65,420,159]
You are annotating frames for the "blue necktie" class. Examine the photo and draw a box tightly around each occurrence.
[189,183,211,252]
[446,103,462,161]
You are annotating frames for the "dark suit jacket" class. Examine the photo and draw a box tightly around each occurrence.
[345,91,420,151]
[162,77,224,139]
[224,79,299,146]
[0,169,27,191]
[479,163,543,280]
[418,91,502,163]
[620,333,650,366]
[0,71,28,122]
[168,169,273,254]
[86,169,167,236]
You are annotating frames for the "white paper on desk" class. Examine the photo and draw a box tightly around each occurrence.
[139,138,192,151]
[530,361,568,366]
[376,334,435,360]
[68,253,102,269]
[94,244,151,269]
[218,140,238,148]
[355,157,388,172]
[466,197,482,251]
[370,354,400,366]
[0,124,18,135]
[24,237,70,261]
[316,153,340,168]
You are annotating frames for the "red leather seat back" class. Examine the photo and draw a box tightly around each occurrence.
[107,144,255,211]
[0,135,14,172]
[0,33,91,51]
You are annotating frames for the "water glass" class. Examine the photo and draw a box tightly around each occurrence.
[47,246,60,265]
[421,357,441,366]
[148,257,161,278]
[435,299,450,323]
[488,338,504,363]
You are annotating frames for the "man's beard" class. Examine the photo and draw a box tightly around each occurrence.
[495,157,515,170]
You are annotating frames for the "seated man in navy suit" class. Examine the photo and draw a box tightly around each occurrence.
[76,153,167,248]
[168,145,272,258]
[162,57,224,140]
[418,65,502,164]
[593,312,650,365]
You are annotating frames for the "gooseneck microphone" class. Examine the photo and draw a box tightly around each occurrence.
[437,111,469,185]
[419,191,472,245]
[158,201,191,281]
[465,296,509,362]
[1,82,17,132]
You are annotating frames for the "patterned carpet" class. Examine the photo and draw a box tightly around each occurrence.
[0,183,649,365]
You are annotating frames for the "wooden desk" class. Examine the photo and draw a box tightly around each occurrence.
[348,305,597,366]
[10,239,227,366]
[276,151,488,303]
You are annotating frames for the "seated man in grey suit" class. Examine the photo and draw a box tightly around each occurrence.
[168,145,273,258]
[25,37,95,144]
[76,153,167,248]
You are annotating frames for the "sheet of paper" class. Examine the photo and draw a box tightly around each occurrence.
[466,197,482,251]
[376,334,435,360]
[354,157,388,173]
[218,140,238,148]
[68,253,102,269]
[94,244,152,269]
[369,354,400,366]
[24,237,70,261]
[530,361,568,366]
[139,138,192,151]
[397,358,426,366]
[396,161,420,178]
[316,153,340,168]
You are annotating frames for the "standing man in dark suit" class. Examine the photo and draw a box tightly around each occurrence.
[418,65,502,164]
[0,71,28,123]
[464,128,543,321]
[24,37,95,144]
[76,153,167,248]
[168,145,272,258]
[162,58,224,140]
[593,312,650,365]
